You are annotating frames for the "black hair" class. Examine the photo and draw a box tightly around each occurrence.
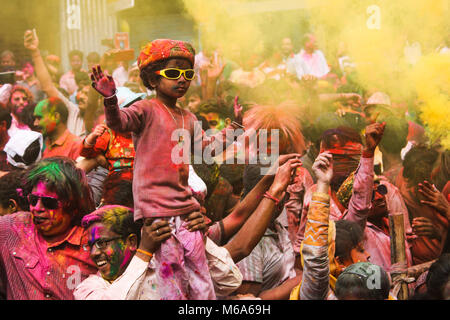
[379,115,409,155]
[242,164,266,199]
[139,57,193,90]
[219,163,245,196]
[197,98,230,119]
[425,253,450,299]
[335,262,390,300]
[0,170,29,212]
[25,157,95,226]
[402,146,439,187]
[74,71,90,87]
[69,49,83,61]
[0,107,12,130]
[102,173,134,209]
[335,219,364,261]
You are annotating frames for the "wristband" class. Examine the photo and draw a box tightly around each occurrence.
[84,138,95,147]
[263,192,280,205]
[232,121,245,129]
[104,90,117,100]
[136,249,153,258]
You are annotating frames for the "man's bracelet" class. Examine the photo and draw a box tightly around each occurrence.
[104,90,117,100]
[263,191,280,205]
[136,249,153,258]
[232,121,244,129]
[84,138,95,147]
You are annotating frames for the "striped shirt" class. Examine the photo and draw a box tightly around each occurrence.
[236,220,296,291]
[0,212,97,300]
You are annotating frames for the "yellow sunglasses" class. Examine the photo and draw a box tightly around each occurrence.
[155,68,196,81]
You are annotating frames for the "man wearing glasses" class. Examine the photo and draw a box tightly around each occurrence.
[0,157,97,299]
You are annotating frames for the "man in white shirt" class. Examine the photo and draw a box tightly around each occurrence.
[291,33,330,79]
[74,205,242,300]
[24,30,87,138]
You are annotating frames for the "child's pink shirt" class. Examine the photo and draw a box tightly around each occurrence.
[104,98,240,220]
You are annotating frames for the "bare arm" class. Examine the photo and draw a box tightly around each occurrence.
[24,30,60,98]
[224,158,302,263]
[219,154,301,244]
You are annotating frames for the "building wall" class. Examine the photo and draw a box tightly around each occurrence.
[59,0,118,70]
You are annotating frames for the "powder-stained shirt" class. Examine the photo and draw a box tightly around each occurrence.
[73,237,242,300]
[236,220,296,292]
[57,90,86,138]
[42,129,82,161]
[104,98,242,220]
[294,156,413,271]
[59,71,78,96]
[0,212,97,300]
[80,126,134,175]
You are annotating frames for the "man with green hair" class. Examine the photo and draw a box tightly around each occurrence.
[0,157,97,299]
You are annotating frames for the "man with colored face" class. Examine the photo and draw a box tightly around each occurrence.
[74,205,243,300]
[0,157,97,299]
[24,30,87,137]
[33,97,82,160]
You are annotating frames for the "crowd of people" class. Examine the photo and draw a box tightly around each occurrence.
[0,26,449,301]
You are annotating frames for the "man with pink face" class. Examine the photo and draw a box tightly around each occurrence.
[0,157,97,299]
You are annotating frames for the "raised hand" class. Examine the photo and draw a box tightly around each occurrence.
[269,158,303,195]
[233,95,243,125]
[24,29,39,52]
[85,123,107,146]
[206,59,225,80]
[312,151,333,185]
[364,121,386,154]
[418,180,449,217]
[90,65,116,98]
[265,153,303,176]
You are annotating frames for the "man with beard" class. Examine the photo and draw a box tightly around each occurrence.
[24,30,87,137]
[33,97,82,160]
[6,85,34,136]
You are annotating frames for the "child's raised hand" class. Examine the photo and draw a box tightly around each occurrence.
[90,65,116,98]
[85,123,107,146]
[233,95,243,125]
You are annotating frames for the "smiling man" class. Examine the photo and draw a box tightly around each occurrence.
[0,157,97,299]
[74,205,243,300]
